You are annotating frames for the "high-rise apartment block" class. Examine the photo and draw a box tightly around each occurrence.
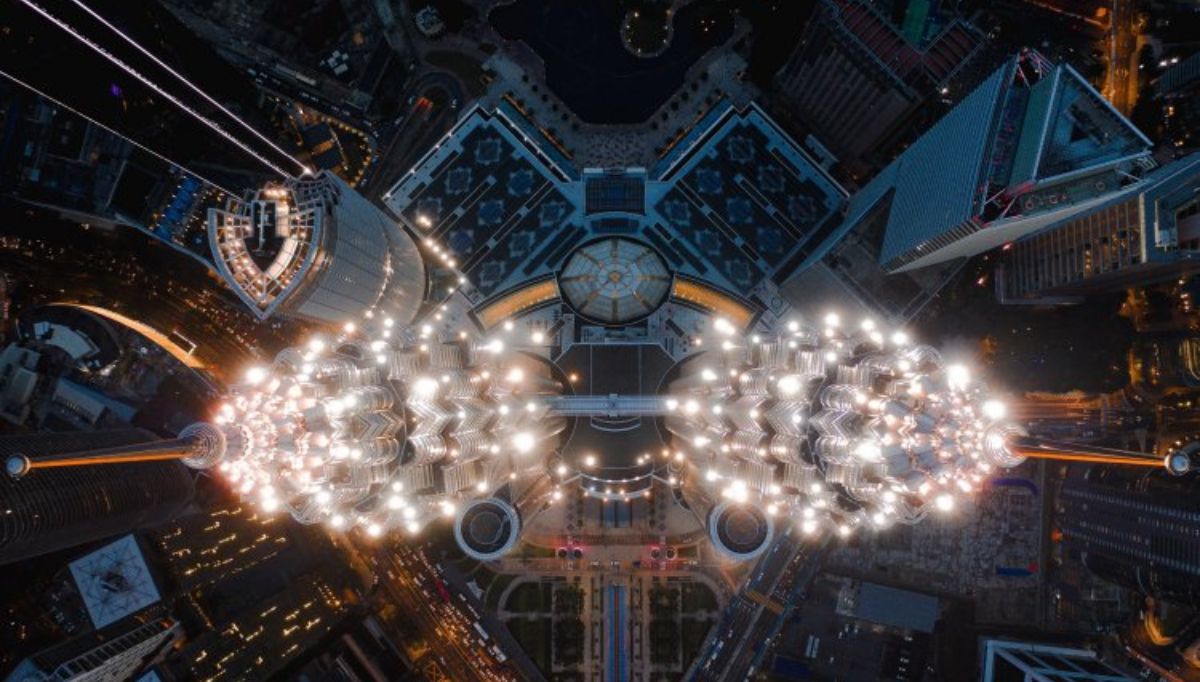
[1001,153,1200,301]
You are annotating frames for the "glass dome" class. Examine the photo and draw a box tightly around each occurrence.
[559,237,671,324]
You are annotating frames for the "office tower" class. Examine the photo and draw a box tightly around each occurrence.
[4,613,182,682]
[1156,51,1200,151]
[0,429,194,565]
[0,83,233,262]
[148,503,293,591]
[1059,465,1200,608]
[841,50,1154,274]
[208,171,426,326]
[775,0,983,175]
[0,83,133,230]
[69,535,163,630]
[168,570,350,681]
[980,639,1133,681]
[1001,153,1200,301]
[1011,390,1149,444]
[151,511,355,680]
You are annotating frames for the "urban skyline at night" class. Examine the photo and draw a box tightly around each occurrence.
[0,1,1198,681]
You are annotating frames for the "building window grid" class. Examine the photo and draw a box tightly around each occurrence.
[1012,199,1141,295]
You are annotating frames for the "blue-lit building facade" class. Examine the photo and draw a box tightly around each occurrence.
[833,51,1155,274]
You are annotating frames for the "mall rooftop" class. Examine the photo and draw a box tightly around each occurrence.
[384,102,847,311]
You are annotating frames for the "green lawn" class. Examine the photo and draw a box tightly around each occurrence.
[650,583,680,613]
[505,581,545,613]
[506,617,553,673]
[518,543,558,558]
[649,618,680,665]
[553,617,585,666]
[554,585,584,615]
[486,573,516,611]
[680,582,718,613]
[680,618,714,664]
[453,557,479,575]
[474,564,496,590]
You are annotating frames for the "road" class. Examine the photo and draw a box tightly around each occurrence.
[363,71,464,200]
[1105,0,1138,114]
[439,554,549,682]
[359,539,523,682]
[687,530,831,681]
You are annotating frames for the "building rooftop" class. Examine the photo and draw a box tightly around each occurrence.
[852,582,940,634]
[827,0,982,89]
[981,640,1134,682]
[386,102,846,310]
[68,534,161,629]
[1157,50,1200,95]
[864,52,1155,273]
[875,60,1009,268]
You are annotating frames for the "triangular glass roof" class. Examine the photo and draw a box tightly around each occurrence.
[68,534,161,629]
[1026,66,1151,181]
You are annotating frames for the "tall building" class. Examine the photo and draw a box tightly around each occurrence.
[4,612,181,682]
[980,639,1134,681]
[838,50,1154,274]
[775,0,983,175]
[1156,50,1200,152]
[0,83,233,265]
[0,83,132,230]
[1011,390,1150,444]
[148,503,293,591]
[69,535,164,631]
[208,171,426,326]
[1059,465,1200,608]
[1000,153,1200,301]
[167,570,351,681]
[146,504,360,679]
[0,429,194,565]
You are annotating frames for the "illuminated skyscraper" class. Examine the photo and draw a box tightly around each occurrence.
[0,429,194,565]
[1000,153,1200,302]
[663,316,1195,561]
[1010,390,1149,444]
[149,503,295,591]
[208,171,426,326]
[1060,464,1200,608]
[4,319,566,556]
[839,50,1155,274]
[665,317,1029,559]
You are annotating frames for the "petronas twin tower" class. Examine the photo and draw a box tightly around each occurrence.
[10,308,1047,561]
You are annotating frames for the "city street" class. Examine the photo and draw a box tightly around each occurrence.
[1105,0,1139,114]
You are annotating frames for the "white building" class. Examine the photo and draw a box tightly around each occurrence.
[980,640,1133,682]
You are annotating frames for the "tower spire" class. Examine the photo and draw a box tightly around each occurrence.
[5,423,228,478]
